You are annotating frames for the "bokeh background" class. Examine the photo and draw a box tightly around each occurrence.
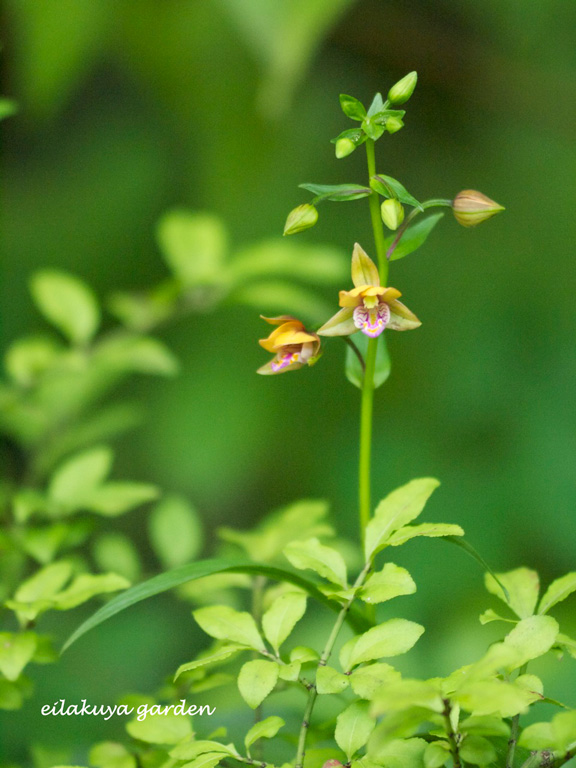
[1,0,575,763]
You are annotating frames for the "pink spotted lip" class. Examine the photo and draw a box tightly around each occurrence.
[353,303,390,338]
[271,352,299,372]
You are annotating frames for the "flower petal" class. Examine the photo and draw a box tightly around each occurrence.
[351,243,380,288]
[339,289,364,308]
[317,307,356,336]
[387,299,421,331]
[260,314,298,326]
[257,357,304,375]
[353,302,390,338]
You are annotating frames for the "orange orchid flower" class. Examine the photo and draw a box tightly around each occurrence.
[257,316,321,375]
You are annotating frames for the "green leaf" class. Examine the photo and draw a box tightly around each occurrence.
[262,592,307,654]
[299,182,372,203]
[331,128,366,146]
[5,335,62,386]
[230,240,347,285]
[49,447,113,510]
[339,94,367,121]
[94,335,179,376]
[63,558,370,652]
[538,572,576,614]
[359,563,416,605]
[126,710,192,744]
[316,665,349,695]
[370,175,423,210]
[485,568,540,619]
[237,659,279,709]
[367,93,385,117]
[93,534,141,583]
[174,644,244,681]
[230,281,332,326]
[52,573,130,611]
[453,680,535,717]
[84,483,160,517]
[15,561,72,603]
[170,741,236,761]
[284,537,347,587]
[459,735,497,766]
[424,741,450,768]
[459,715,510,738]
[386,523,464,547]
[0,632,37,681]
[346,333,391,390]
[364,478,441,560]
[519,722,554,750]
[193,605,264,650]
[349,663,401,699]
[442,537,510,602]
[149,495,203,569]
[179,755,225,768]
[290,646,319,664]
[156,210,228,287]
[278,661,300,681]
[0,98,18,120]
[0,678,25,710]
[551,710,576,751]
[556,632,576,659]
[89,742,136,768]
[335,701,376,760]
[384,213,444,261]
[244,716,285,751]
[370,679,444,715]
[30,270,100,344]
[340,619,425,671]
[478,609,516,626]
[361,117,385,141]
[369,738,427,768]
[502,615,559,668]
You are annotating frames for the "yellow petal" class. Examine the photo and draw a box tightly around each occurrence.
[317,307,356,336]
[351,243,380,288]
[339,289,364,308]
[260,314,298,326]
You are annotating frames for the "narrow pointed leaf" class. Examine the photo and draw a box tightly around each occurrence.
[538,572,576,615]
[385,213,445,261]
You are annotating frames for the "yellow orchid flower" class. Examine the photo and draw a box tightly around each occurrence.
[317,243,421,339]
[257,316,321,375]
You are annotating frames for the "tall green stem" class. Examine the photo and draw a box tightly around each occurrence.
[365,139,389,281]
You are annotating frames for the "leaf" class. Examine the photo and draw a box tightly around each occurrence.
[126,711,192,744]
[95,335,179,376]
[424,741,450,768]
[364,478,441,560]
[346,333,391,390]
[174,645,244,681]
[170,741,236,761]
[49,447,112,510]
[555,632,576,659]
[359,563,416,605]
[519,722,554,750]
[335,701,376,760]
[349,663,401,699]
[84,483,160,516]
[459,735,497,766]
[179,755,225,768]
[386,523,464,547]
[340,619,424,671]
[316,665,349,695]
[93,534,141,583]
[368,738,427,768]
[370,679,444,715]
[367,93,384,117]
[237,659,279,709]
[299,183,372,202]
[551,710,576,751]
[52,573,130,611]
[30,270,100,344]
[284,537,347,587]
[5,335,62,386]
[485,568,540,619]
[156,210,228,287]
[290,646,319,663]
[538,572,576,614]
[63,558,370,652]
[15,561,72,603]
[442,537,510,602]
[193,605,264,650]
[89,742,136,768]
[370,175,422,210]
[244,716,285,751]
[262,592,307,653]
[230,281,332,326]
[502,615,559,669]
[0,632,37,681]
[0,98,18,120]
[149,495,203,569]
[384,213,444,261]
[230,240,347,285]
[339,94,367,121]
[453,680,535,717]
[478,609,516,626]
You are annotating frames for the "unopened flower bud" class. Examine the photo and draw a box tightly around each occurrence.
[385,116,404,134]
[335,137,356,159]
[388,71,418,105]
[452,190,505,228]
[380,199,405,230]
[283,203,318,236]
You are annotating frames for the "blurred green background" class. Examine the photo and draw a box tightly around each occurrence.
[2,0,576,763]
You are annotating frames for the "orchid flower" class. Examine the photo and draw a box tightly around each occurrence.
[257,316,321,375]
[317,243,421,339]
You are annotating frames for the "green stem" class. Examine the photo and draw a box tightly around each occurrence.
[294,563,372,768]
[506,663,528,768]
[251,575,267,759]
[365,139,389,280]
[442,699,463,768]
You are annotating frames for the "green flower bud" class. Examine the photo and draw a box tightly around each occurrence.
[283,203,318,236]
[388,71,418,105]
[380,199,405,230]
[385,116,404,134]
[452,190,505,227]
[335,137,356,159]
